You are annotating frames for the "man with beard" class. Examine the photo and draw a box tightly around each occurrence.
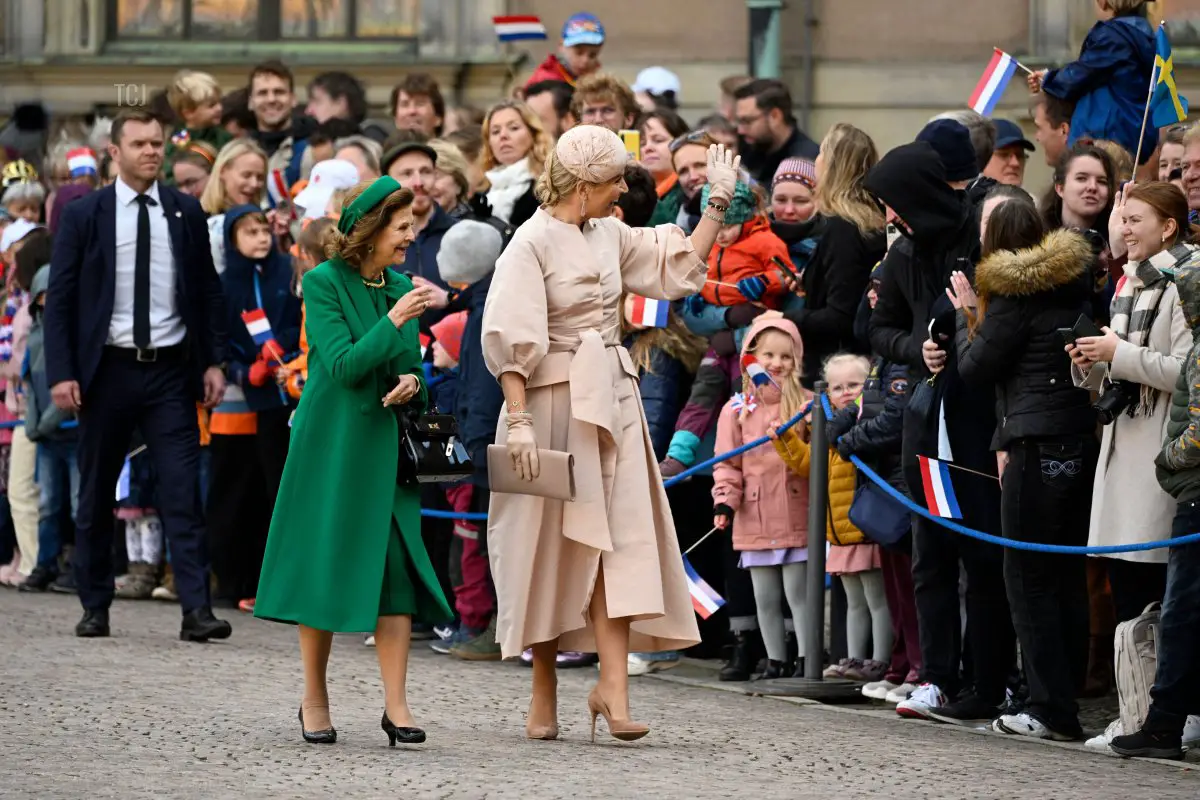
[865,141,1016,728]
[247,60,315,187]
[1181,126,1200,224]
[523,80,576,140]
[732,79,819,186]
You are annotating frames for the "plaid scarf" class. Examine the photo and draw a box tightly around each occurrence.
[1110,244,1192,416]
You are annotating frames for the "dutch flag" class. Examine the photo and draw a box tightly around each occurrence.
[969,48,1019,118]
[741,354,773,388]
[917,455,963,519]
[493,15,547,42]
[67,147,97,178]
[242,308,274,347]
[630,295,669,328]
[683,556,725,619]
[267,168,290,208]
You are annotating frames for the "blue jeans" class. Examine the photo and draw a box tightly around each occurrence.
[36,438,80,570]
[1146,499,1200,732]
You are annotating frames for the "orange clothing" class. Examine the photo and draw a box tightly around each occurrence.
[699,216,794,308]
[283,302,309,400]
[655,172,679,198]
[197,405,211,447]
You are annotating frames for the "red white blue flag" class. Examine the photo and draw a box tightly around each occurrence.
[741,354,773,388]
[917,455,963,519]
[969,48,1018,117]
[241,308,274,346]
[267,169,290,207]
[683,556,725,619]
[630,295,669,328]
[493,15,547,42]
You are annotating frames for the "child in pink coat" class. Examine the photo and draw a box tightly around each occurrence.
[712,314,812,678]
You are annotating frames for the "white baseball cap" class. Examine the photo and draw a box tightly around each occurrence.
[0,218,41,253]
[632,67,682,100]
[294,159,361,220]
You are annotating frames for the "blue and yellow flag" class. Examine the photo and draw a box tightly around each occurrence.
[1151,24,1189,128]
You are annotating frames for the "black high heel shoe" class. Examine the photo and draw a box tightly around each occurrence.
[381,711,426,746]
[298,706,337,744]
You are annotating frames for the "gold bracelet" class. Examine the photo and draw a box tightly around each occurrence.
[703,208,726,223]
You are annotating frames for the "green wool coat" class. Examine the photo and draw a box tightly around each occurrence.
[254,257,453,633]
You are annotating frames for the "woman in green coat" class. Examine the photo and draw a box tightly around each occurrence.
[255,176,453,748]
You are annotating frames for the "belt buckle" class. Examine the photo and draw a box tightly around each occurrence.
[135,347,158,363]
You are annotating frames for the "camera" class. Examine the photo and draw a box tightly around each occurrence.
[1094,380,1137,425]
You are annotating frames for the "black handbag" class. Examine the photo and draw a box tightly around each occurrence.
[395,407,474,485]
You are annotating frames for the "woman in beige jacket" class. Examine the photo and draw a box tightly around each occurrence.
[482,126,739,743]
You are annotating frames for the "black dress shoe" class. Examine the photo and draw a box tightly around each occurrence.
[75,609,110,638]
[19,565,57,593]
[298,706,337,744]
[381,711,426,746]
[180,606,232,642]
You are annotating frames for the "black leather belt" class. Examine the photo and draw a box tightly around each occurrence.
[104,344,188,363]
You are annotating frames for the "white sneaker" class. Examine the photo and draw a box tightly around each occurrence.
[1084,719,1122,753]
[364,635,376,647]
[885,682,918,704]
[1184,715,1200,747]
[627,653,681,676]
[896,683,946,719]
[861,679,899,701]
[995,712,1076,742]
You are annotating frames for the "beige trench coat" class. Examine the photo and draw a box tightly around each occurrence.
[1073,278,1190,565]
[481,208,705,658]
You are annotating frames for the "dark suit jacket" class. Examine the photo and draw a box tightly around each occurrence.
[44,182,227,397]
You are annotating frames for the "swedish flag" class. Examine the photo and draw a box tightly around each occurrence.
[1151,25,1189,128]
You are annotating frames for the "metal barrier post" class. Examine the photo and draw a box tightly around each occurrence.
[804,382,828,680]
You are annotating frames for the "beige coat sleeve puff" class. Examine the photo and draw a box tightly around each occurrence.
[481,233,549,380]
[606,219,708,301]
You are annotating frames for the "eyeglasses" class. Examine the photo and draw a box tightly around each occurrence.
[669,130,712,153]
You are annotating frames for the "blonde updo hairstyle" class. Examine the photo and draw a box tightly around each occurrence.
[534,145,584,207]
[324,180,415,269]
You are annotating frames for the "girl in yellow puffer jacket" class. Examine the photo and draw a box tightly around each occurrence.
[769,353,893,682]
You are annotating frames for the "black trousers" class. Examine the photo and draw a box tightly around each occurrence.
[75,352,210,614]
[1144,501,1200,731]
[207,407,291,602]
[1001,436,1098,732]
[1105,557,1168,624]
[912,507,1016,702]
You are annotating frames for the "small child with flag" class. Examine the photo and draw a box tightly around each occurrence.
[1028,0,1159,163]
[712,315,813,679]
[522,12,605,89]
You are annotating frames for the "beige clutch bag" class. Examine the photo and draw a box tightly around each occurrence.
[487,445,576,502]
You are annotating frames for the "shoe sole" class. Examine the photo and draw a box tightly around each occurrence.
[896,705,934,720]
[180,629,232,643]
[450,651,502,661]
[994,719,1078,742]
[1107,743,1184,759]
[76,629,110,638]
[927,711,996,727]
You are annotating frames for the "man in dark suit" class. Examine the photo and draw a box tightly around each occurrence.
[45,109,232,641]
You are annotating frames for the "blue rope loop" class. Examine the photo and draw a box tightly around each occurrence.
[421,400,816,522]
[816,392,1200,554]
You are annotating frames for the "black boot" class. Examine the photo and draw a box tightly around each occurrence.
[719,632,754,682]
[754,659,787,680]
[791,656,807,678]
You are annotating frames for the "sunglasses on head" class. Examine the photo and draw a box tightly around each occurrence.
[669,130,712,154]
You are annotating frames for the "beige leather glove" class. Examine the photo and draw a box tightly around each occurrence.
[705,143,742,206]
[505,416,540,481]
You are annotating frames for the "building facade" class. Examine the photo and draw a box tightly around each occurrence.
[0,0,1196,184]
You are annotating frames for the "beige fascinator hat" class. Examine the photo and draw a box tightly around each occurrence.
[555,125,627,184]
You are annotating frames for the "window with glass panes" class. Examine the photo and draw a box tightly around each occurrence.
[110,0,421,40]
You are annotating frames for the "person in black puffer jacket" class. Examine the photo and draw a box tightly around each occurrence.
[953,192,1099,741]
[865,140,1016,725]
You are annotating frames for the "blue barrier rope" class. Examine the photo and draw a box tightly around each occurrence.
[419,400,816,522]
[817,393,1200,555]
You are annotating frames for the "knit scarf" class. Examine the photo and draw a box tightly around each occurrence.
[485,158,534,224]
[1109,244,1191,416]
[0,288,26,363]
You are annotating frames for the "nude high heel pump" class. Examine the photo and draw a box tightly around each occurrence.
[587,687,649,743]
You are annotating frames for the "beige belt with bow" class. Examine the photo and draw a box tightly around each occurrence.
[525,328,639,552]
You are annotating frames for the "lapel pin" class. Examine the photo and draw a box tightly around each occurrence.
[175,210,182,217]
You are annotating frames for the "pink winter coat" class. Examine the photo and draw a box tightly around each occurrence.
[712,315,810,552]
[2,297,32,419]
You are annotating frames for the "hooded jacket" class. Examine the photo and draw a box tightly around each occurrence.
[956,228,1097,449]
[221,204,302,412]
[864,142,1000,529]
[1156,263,1200,500]
[699,216,794,308]
[712,315,810,552]
[23,264,74,442]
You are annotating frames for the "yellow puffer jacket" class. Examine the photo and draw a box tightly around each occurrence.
[772,427,867,546]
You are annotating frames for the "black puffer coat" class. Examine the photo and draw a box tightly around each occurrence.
[834,357,910,493]
[955,228,1098,450]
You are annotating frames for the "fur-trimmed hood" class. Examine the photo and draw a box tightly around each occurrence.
[974,228,1092,298]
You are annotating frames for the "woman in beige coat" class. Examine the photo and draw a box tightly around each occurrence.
[1070,182,1194,624]
[482,126,739,743]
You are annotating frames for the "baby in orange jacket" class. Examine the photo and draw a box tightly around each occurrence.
[696,181,795,310]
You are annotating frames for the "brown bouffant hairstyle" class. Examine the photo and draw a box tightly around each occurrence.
[324,181,415,268]
[571,72,639,124]
[1125,181,1200,247]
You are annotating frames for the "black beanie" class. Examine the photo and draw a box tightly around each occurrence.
[916,119,977,182]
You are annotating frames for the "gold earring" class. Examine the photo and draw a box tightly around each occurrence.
[579,194,586,218]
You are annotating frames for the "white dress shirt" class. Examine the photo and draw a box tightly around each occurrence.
[108,178,186,348]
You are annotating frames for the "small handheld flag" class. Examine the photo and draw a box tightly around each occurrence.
[267,169,290,208]
[683,556,725,619]
[493,15,547,42]
[66,147,97,179]
[741,354,774,388]
[970,49,1019,117]
[629,295,669,328]
[241,308,274,347]
[1151,25,1189,128]
[917,455,963,520]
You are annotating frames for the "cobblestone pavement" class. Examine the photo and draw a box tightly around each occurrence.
[2,591,1197,800]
